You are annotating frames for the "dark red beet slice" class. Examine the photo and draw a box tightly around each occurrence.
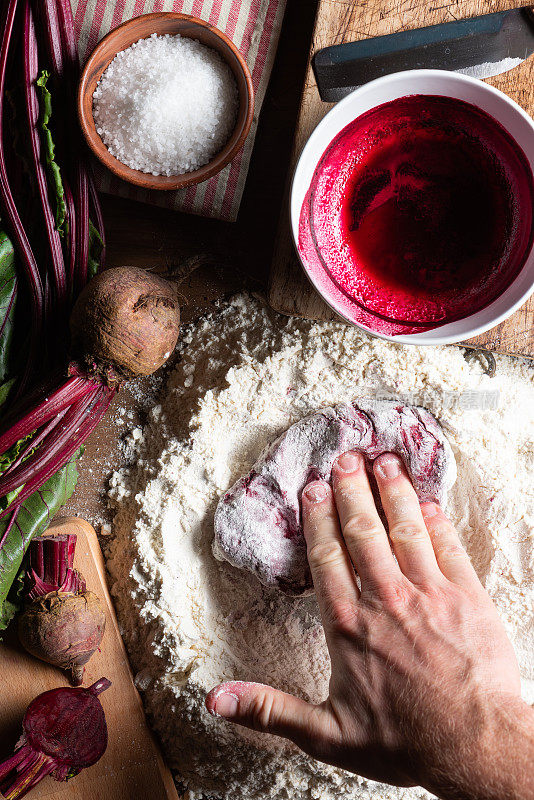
[24,680,109,768]
[0,678,110,799]
[214,400,456,595]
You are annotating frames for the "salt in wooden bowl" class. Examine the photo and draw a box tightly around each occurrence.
[78,12,254,191]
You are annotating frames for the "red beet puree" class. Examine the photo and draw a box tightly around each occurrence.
[298,95,534,335]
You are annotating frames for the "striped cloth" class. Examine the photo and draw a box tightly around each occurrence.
[72,0,287,220]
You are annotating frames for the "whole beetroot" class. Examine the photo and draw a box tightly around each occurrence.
[0,267,181,530]
[18,533,106,685]
[70,265,181,379]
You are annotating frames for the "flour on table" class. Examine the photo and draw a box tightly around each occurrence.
[106,294,534,800]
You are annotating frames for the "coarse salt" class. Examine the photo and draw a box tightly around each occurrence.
[93,33,238,176]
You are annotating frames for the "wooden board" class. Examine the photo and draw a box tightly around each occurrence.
[0,517,180,800]
[268,0,534,357]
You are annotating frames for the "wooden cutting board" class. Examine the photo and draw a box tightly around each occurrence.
[0,517,180,800]
[268,0,534,357]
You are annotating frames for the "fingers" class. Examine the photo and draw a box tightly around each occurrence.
[301,480,360,630]
[373,454,442,585]
[205,680,330,749]
[421,502,482,590]
[330,451,402,593]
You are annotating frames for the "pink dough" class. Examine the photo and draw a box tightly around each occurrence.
[213,400,456,595]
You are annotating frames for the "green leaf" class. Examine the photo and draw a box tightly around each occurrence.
[0,435,36,512]
[0,451,80,630]
[36,71,67,238]
[0,569,24,632]
[0,230,17,385]
[0,435,31,474]
[88,219,103,280]
[0,377,16,410]
[0,437,29,512]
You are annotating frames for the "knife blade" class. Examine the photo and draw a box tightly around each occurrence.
[314,7,534,102]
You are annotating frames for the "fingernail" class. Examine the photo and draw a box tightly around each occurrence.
[214,693,239,718]
[336,451,362,473]
[422,502,438,518]
[304,482,328,503]
[375,454,401,480]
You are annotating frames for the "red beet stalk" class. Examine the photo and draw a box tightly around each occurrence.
[22,0,67,320]
[0,678,110,799]
[0,267,180,521]
[25,533,84,599]
[39,0,91,294]
[0,0,45,395]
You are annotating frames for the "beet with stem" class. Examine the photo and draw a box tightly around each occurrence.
[18,532,106,685]
[0,678,110,799]
[0,266,181,519]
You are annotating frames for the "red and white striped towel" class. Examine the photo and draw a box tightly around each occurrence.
[72,0,287,220]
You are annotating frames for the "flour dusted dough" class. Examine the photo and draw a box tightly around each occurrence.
[214,400,456,594]
[106,294,534,800]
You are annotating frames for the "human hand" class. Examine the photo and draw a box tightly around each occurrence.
[206,451,533,800]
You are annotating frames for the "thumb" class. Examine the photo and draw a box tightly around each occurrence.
[205,680,327,746]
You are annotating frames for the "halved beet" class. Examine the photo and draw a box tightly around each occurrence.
[0,678,110,799]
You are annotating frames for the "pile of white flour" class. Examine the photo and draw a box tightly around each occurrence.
[106,294,534,800]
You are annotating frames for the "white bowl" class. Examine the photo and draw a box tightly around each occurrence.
[290,69,534,345]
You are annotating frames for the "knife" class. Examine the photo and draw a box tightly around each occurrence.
[314,7,534,102]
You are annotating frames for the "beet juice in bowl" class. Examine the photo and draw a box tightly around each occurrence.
[291,70,534,345]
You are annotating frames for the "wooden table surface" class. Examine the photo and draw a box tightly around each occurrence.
[55,6,532,797]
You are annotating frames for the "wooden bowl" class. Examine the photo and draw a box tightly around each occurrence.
[78,12,254,190]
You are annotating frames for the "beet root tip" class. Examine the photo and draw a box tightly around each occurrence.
[70,664,85,686]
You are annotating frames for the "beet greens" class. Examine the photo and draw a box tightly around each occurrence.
[0,0,106,628]
[0,0,182,630]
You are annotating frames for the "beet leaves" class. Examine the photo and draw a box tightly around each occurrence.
[0,0,107,629]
